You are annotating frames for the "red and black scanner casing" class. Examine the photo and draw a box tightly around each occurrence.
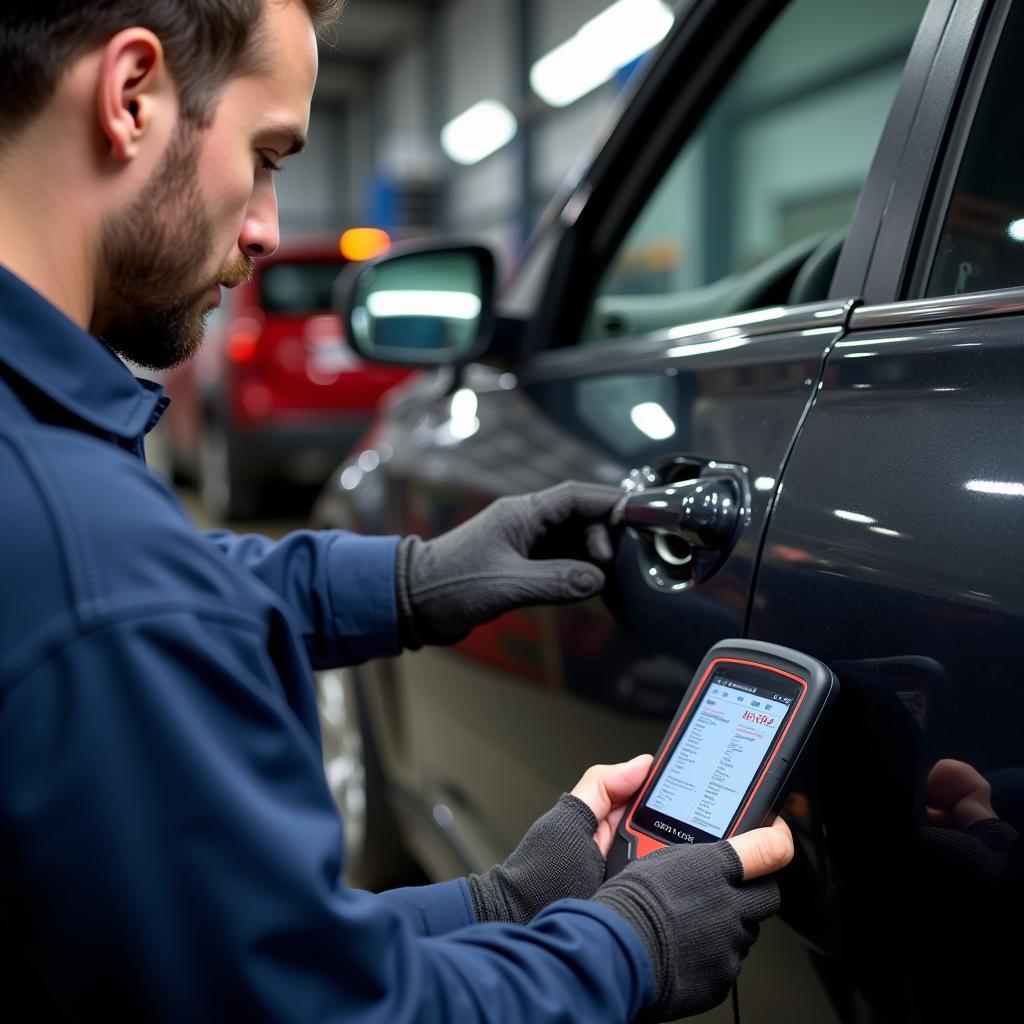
[606,639,838,877]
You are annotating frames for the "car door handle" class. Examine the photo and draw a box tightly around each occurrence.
[613,476,741,550]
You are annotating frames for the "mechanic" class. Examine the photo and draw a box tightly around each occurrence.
[0,2,793,1020]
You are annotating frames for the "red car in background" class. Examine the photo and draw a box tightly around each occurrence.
[160,234,411,519]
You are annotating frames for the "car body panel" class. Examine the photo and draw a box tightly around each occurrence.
[313,0,1024,1020]
[742,300,1024,1020]
[320,300,848,877]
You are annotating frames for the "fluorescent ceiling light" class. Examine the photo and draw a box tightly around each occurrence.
[630,401,676,440]
[531,36,616,109]
[366,291,482,320]
[531,0,674,107]
[965,479,1024,496]
[440,100,517,165]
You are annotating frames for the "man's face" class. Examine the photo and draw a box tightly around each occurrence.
[94,0,318,371]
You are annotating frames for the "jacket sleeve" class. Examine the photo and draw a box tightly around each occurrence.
[204,528,401,667]
[0,608,654,1023]
[375,879,478,937]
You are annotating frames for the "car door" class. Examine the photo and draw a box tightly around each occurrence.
[744,1,1022,1020]
[344,0,940,897]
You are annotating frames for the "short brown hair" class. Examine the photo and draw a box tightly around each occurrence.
[0,1,346,140]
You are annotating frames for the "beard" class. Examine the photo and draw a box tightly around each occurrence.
[94,122,253,372]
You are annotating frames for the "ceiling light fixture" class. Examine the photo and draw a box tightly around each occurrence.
[530,0,674,108]
[440,100,518,166]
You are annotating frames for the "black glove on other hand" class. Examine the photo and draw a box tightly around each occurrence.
[469,794,605,925]
[395,481,620,649]
[593,843,780,1021]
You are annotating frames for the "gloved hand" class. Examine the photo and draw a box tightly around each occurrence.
[470,755,653,925]
[469,794,604,924]
[395,481,621,649]
[593,819,793,1021]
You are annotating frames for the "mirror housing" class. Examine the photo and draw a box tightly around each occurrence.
[338,241,497,367]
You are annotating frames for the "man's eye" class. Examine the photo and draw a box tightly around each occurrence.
[258,153,283,173]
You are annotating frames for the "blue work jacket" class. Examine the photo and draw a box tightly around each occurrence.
[0,266,653,1022]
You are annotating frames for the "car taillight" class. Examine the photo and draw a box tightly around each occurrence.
[226,317,263,363]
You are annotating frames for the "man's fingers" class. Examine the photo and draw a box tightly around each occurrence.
[584,522,615,563]
[726,817,794,880]
[518,484,620,567]
[515,558,606,603]
[572,754,653,857]
[925,758,990,810]
[571,755,653,821]
[532,481,623,527]
[925,758,996,827]
[602,754,654,806]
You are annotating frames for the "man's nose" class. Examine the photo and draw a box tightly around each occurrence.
[238,184,280,259]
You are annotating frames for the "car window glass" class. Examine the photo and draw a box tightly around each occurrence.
[920,2,1024,297]
[581,0,927,345]
[261,261,346,314]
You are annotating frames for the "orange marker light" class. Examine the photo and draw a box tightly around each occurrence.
[340,228,391,262]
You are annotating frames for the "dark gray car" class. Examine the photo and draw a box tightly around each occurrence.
[314,0,1023,1019]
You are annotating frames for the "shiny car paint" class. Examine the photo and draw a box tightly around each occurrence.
[313,0,1021,1020]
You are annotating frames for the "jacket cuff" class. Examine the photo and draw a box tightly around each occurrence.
[375,878,477,937]
[534,898,657,1013]
[394,535,424,651]
[324,532,402,662]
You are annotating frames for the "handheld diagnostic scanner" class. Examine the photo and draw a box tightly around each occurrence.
[606,639,838,876]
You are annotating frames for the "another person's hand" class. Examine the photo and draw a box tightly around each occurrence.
[925,757,997,828]
[593,818,794,1021]
[469,755,652,925]
[395,481,620,649]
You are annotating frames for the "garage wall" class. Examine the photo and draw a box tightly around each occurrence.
[383,43,429,139]
[329,0,645,263]
[441,0,518,259]
[296,0,674,261]
[531,0,623,208]
[277,104,349,238]
[280,0,923,272]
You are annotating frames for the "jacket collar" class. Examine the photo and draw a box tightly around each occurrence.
[0,264,167,441]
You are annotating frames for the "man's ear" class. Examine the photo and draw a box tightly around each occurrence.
[96,28,169,163]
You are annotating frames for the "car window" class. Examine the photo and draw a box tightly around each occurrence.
[919,2,1024,297]
[581,0,927,345]
[260,261,346,314]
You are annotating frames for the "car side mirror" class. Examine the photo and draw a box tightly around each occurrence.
[338,242,497,367]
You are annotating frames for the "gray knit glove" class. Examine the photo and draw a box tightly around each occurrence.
[593,842,780,1021]
[396,482,620,649]
[469,794,605,925]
